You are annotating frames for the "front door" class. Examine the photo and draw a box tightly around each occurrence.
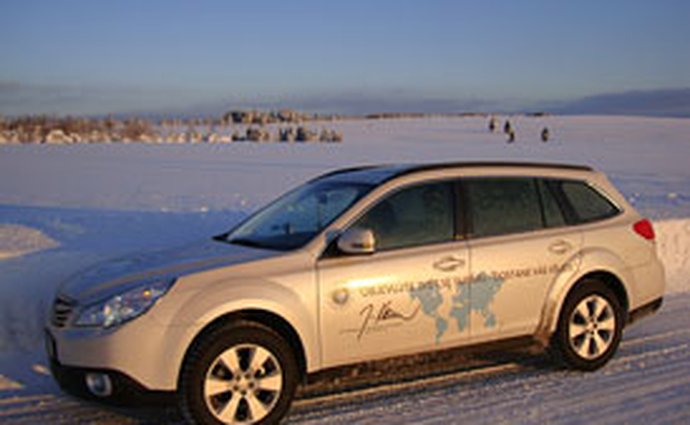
[317,181,472,367]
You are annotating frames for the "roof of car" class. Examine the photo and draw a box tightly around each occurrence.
[316,161,594,185]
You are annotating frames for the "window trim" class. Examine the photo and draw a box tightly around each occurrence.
[537,179,572,228]
[453,180,469,240]
[534,178,548,229]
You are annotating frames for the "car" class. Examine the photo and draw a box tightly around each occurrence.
[46,161,665,424]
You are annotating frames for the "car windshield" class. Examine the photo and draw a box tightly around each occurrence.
[223,180,373,251]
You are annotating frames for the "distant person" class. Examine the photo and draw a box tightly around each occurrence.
[507,128,516,143]
[503,120,512,134]
[488,116,497,132]
[541,127,550,142]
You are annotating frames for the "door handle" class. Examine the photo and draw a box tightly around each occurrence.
[433,256,466,272]
[549,240,572,255]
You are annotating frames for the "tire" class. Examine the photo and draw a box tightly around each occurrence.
[179,321,298,425]
[551,280,624,371]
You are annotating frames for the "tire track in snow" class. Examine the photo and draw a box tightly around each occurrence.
[290,340,690,425]
[526,346,690,424]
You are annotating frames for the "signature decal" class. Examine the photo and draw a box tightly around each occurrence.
[356,300,421,340]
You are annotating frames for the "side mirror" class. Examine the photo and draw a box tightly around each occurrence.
[337,227,376,255]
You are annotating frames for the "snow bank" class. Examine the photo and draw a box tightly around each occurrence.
[0,224,58,260]
[656,218,690,293]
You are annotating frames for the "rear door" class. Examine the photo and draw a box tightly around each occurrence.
[464,177,582,341]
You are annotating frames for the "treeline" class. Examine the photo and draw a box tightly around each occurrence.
[0,109,343,144]
[0,115,155,144]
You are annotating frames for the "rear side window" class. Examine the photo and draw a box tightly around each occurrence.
[465,178,542,238]
[560,181,620,223]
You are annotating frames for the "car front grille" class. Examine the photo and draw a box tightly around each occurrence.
[51,295,75,328]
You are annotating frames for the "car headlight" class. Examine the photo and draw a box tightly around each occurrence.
[75,279,175,328]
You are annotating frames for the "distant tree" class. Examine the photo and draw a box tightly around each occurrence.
[104,115,116,133]
[122,118,153,141]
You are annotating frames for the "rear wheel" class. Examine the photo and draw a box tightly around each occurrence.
[552,280,624,370]
[179,321,298,425]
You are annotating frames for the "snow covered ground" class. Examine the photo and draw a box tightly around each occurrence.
[0,115,689,423]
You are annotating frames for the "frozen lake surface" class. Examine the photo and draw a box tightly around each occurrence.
[1,115,689,423]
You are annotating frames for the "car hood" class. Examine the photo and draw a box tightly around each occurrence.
[59,238,278,305]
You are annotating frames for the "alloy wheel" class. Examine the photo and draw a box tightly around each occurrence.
[204,344,283,424]
[568,294,617,360]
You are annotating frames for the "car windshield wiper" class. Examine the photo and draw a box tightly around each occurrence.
[226,237,272,249]
[212,232,230,242]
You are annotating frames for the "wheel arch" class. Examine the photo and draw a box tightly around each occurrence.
[535,266,631,346]
[178,309,308,386]
[578,271,629,317]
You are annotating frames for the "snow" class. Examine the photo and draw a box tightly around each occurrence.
[0,115,689,422]
[0,224,58,260]
[2,115,689,217]
[656,219,690,294]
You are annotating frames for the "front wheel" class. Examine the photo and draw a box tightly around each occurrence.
[179,321,298,425]
[551,280,624,371]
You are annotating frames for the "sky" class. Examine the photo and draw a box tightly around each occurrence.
[1,0,689,116]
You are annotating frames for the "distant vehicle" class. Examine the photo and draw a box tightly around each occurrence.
[47,162,665,425]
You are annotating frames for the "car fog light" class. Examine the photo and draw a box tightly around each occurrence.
[85,373,113,397]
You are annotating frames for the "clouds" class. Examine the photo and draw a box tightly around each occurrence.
[2,80,689,119]
[0,81,122,116]
[240,90,516,115]
[0,81,208,116]
[0,82,511,117]
[553,88,690,118]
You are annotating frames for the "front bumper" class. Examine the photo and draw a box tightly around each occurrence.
[48,349,172,404]
[45,311,198,392]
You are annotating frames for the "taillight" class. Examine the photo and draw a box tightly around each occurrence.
[633,219,655,241]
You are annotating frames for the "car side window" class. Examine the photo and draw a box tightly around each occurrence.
[465,178,543,238]
[560,181,620,223]
[353,182,455,251]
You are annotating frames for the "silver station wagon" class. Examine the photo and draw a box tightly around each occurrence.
[47,162,665,425]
